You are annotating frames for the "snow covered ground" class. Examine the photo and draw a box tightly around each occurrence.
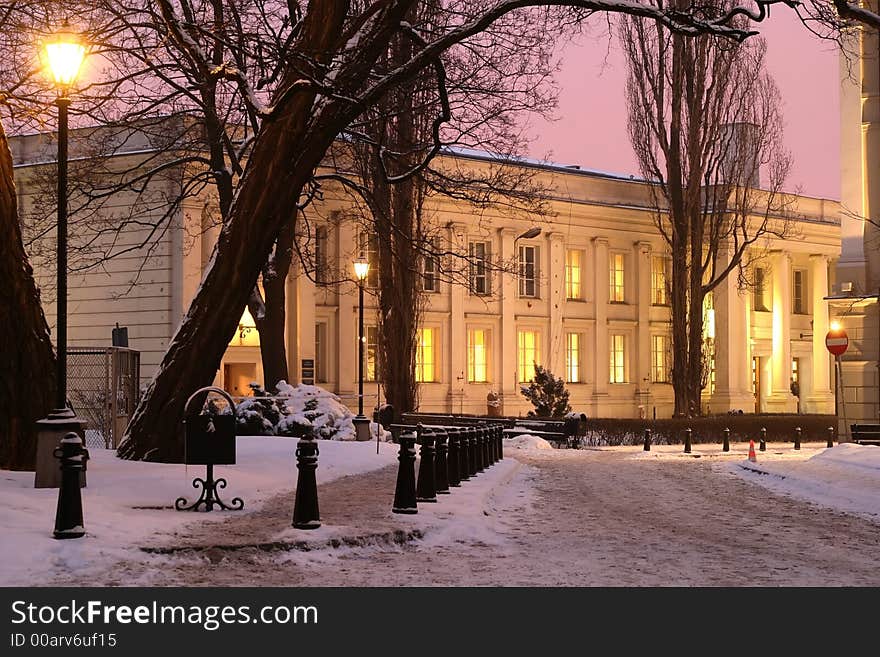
[0,437,398,586]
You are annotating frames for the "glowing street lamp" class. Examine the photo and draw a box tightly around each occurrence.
[353,255,370,441]
[34,22,89,540]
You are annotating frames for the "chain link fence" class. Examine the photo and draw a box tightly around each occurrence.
[67,347,141,448]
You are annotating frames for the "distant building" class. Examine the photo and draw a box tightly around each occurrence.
[12,126,840,418]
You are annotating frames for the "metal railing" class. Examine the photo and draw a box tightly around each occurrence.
[67,347,140,448]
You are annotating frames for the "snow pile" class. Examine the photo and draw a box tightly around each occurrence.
[0,437,399,586]
[727,442,880,523]
[505,434,554,450]
[275,381,355,440]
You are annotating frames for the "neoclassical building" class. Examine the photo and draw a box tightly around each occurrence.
[13,127,840,419]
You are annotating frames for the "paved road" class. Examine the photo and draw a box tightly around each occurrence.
[56,449,880,586]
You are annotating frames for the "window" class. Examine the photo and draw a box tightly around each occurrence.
[609,253,625,302]
[609,334,626,383]
[422,243,439,293]
[468,329,490,383]
[652,256,670,305]
[565,333,582,383]
[314,226,328,284]
[364,325,379,382]
[518,245,539,297]
[359,231,379,288]
[793,269,806,314]
[566,249,583,300]
[517,330,540,382]
[469,241,491,296]
[753,267,769,311]
[791,357,800,398]
[651,335,670,383]
[315,322,327,383]
[415,327,437,383]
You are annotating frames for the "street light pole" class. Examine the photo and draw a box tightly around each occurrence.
[353,255,370,440]
[55,94,70,411]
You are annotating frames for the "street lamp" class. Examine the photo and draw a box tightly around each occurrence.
[353,254,371,441]
[516,226,542,241]
[34,23,88,540]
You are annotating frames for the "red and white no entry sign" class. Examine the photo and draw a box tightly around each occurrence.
[825,328,849,356]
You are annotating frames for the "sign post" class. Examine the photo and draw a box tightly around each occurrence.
[826,325,850,443]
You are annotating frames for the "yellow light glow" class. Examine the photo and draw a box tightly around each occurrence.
[353,258,370,281]
[43,25,86,88]
[830,320,842,333]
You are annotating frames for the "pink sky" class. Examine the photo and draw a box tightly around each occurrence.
[529,11,840,200]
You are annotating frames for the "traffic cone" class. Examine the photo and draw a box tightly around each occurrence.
[748,439,757,463]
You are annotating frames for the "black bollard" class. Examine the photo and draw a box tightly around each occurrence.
[392,431,418,514]
[684,428,692,454]
[723,428,730,452]
[482,426,492,467]
[827,426,835,449]
[53,432,88,539]
[447,428,461,487]
[760,427,767,452]
[459,427,471,482]
[794,426,802,451]
[435,430,450,495]
[473,427,484,473]
[415,425,437,503]
[468,427,480,476]
[496,425,504,461]
[292,435,321,529]
[643,428,651,452]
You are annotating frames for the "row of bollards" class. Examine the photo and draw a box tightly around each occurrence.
[676,425,835,454]
[393,423,504,515]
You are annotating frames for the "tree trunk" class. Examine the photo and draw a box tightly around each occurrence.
[0,120,57,470]
[118,0,405,461]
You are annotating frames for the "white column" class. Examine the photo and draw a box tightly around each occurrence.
[498,228,517,410]
[548,232,566,377]
[806,254,834,413]
[765,250,797,412]
[294,268,316,385]
[635,241,651,405]
[592,237,609,401]
[712,250,753,411]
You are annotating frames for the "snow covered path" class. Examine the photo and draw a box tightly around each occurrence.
[49,446,880,586]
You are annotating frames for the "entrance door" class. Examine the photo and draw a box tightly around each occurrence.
[752,356,761,413]
[223,363,257,397]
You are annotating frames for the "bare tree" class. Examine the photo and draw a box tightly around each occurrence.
[620,2,793,416]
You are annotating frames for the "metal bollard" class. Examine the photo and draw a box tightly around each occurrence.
[482,426,492,467]
[684,428,692,454]
[459,427,471,482]
[415,425,437,503]
[474,427,485,473]
[723,427,730,453]
[643,428,651,452]
[434,430,450,495]
[53,432,88,539]
[292,435,321,529]
[468,427,480,476]
[827,426,835,449]
[392,431,418,514]
[496,425,504,461]
[447,428,461,487]
[794,426,801,451]
[760,427,767,452]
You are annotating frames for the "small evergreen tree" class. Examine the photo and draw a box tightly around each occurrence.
[519,364,572,418]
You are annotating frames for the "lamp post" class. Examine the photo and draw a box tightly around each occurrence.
[34,24,88,539]
[353,254,371,441]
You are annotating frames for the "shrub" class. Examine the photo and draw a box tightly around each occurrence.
[235,382,285,435]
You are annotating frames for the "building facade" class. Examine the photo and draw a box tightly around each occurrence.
[13,129,840,418]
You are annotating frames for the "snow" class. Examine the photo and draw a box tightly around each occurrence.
[0,437,398,586]
[504,434,554,450]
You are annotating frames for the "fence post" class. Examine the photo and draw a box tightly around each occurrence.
[827,426,835,449]
[684,428,692,454]
[760,427,767,452]
[794,426,802,451]
[415,425,437,503]
[722,427,730,453]
[643,428,651,452]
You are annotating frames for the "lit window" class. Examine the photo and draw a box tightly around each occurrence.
[359,231,379,288]
[793,270,806,314]
[566,249,582,300]
[469,241,491,296]
[468,329,490,383]
[565,333,581,383]
[518,245,538,297]
[610,253,625,302]
[652,256,670,305]
[416,327,437,383]
[517,330,540,382]
[364,325,379,382]
[651,335,669,383]
[610,334,626,383]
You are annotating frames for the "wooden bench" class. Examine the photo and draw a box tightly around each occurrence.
[851,424,880,446]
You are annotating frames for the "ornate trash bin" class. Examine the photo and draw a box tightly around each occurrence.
[175,386,243,512]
